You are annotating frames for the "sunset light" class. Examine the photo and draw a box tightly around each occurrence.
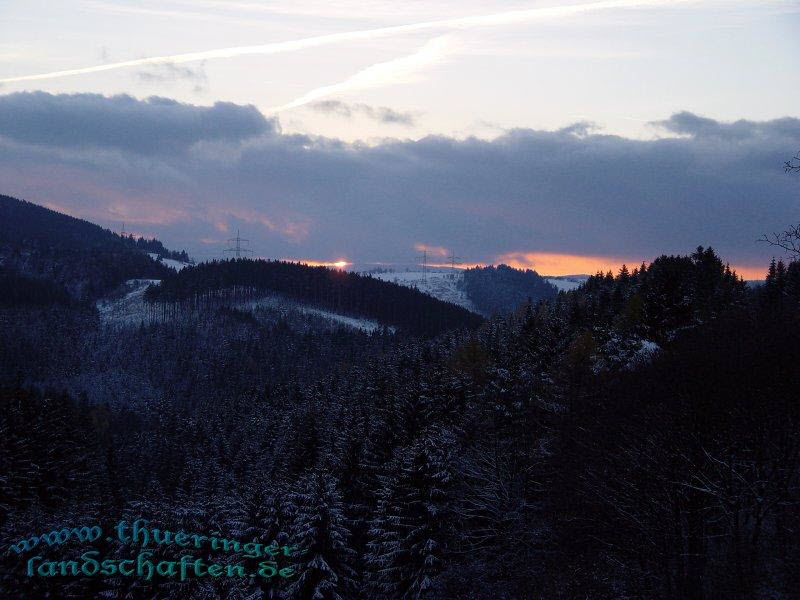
[495,251,764,280]
[0,0,794,595]
[496,252,641,276]
[284,259,351,270]
[414,243,449,257]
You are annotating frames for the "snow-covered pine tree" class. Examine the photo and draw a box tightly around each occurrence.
[239,478,293,600]
[284,471,358,600]
[365,430,452,599]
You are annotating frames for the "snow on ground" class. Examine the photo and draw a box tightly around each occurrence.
[96,279,160,324]
[301,307,389,333]
[97,280,388,333]
[160,258,190,271]
[544,276,589,292]
[367,270,478,313]
[148,253,190,271]
[638,340,660,355]
[628,339,661,369]
[97,268,591,329]
[366,269,589,307]
[245,296,390,333]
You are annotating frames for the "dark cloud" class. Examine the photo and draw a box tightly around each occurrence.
[311,100,418,126]
[0,92,797,273]
[557,121,598,138]
[0,91,272,154]
[653,111,800,141]
[136,62,209,93]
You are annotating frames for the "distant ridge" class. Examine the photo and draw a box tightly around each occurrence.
[145,258,484,337]
[0,194,182,300]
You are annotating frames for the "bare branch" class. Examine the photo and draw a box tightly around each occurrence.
[786,150,800,173]
[758,224,800,257]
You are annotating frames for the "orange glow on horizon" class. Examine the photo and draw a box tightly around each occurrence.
[496,252,765,280]
[730,265,767,280]
[414,243,448,257]
[496,252,640,276]
[283,259,351,270]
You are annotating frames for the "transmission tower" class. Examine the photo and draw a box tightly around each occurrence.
[415,249,428,281]
[120,222,128,238]
[224,229,252,258]
[448,252,462,272]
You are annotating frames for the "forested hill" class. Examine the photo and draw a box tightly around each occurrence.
[3,243,800,598]
[560,247,747,345]
[145,258,484,337]
[0,194,179,301]
[461,264,558,315]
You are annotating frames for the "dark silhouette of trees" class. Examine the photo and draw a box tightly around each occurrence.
[0,194,185,300]
[145,258,483,337]
[1,198,798,599]
[461,264,557,315]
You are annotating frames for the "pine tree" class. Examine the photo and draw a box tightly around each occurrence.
[366,432,452,599]
[240,480,292,600]
[284,471,358,600]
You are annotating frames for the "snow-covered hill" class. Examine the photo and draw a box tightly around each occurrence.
[367,270,477,313]
[544,275,589,292]
[96,278,389,332]
[147,253,191,271]
[364,269,589,310]
[243,296,390,333]
[96,278,161,324]
[98,269,592,328]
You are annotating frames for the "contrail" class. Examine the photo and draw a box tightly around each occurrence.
[266,36,453,114]
[0,0,687,84]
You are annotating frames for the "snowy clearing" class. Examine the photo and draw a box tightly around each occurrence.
[148,253,190,271]
[96,279,160,324]
[244,296,391,333]
[544,276,588,292]
[97,280,389,332]
[366,270,478,313]
[365,269,589,307]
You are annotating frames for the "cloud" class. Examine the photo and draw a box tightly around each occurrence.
[415,243,449,257]
[0,0,688,84]
[267,36,452,114]
[496,252,641,276]
[136,62,208,92]
[653,111,800,140]
[557,121,599,138]
[0,92,797,274]
[311,100,418,126]
[0,91,272,154]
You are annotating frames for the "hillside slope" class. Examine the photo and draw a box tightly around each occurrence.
[366,269,587,315]
[0,194,182,300]
[462,264,559,315]
[146,259,484,337]
[368,269,477,312]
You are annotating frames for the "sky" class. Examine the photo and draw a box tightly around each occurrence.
[0,0,799,277]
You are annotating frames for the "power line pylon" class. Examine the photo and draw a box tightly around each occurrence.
[415,249,428,282]
[224,229,253,259]
[448,252,462,272]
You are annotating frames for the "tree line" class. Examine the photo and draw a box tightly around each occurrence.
[145,258,484,338]
[2,242,798,598]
